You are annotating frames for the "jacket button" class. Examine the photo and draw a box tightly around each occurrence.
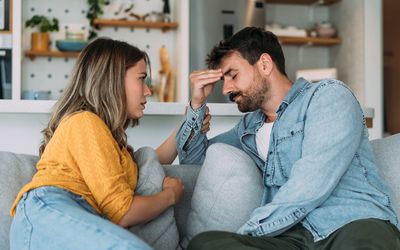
[291,131,294,135]
[269,151,273,155]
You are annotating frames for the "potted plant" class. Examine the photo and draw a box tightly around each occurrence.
[25,15,59,51]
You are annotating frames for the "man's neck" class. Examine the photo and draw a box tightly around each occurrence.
[261,73,293,121]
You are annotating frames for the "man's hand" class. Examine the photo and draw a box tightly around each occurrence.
[190,69,223,109]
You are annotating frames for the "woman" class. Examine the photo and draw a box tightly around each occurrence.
[9,38,210,249]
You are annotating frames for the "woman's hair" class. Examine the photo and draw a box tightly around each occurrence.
[39,37,150,156]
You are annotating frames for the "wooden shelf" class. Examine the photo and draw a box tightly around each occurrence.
[265,0,340,5]
[25,50,80,59]
[0,30,12,34]
[278,36,341,46]
[93,19,178,32]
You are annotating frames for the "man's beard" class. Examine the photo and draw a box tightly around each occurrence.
[229,77,269,113]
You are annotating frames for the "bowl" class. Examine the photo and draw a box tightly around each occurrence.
[315,26,337,38]
[56,40,88,52]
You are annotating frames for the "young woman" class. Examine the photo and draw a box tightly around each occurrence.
[9,38,210,250]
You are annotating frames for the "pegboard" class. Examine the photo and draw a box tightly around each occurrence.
[21,0,177,101]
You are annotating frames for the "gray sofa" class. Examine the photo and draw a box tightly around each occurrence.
[1,133,400,250]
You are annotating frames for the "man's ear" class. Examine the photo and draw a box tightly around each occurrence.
[258,53,273,75]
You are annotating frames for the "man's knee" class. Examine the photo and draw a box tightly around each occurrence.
[326,219,400,250]
[187,231,235,250]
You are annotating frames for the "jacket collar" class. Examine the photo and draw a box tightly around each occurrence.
[277,77,310,114]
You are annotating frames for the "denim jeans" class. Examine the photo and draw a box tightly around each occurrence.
[10,186,152,250]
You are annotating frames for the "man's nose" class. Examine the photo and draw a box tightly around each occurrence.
[222,79,232,95]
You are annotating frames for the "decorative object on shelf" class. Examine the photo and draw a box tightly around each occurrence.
[314,21,337,38]
[25,15,59,52]
[86,0,109,40]
[158,46,175,102]
[296,68,338,82]
[266,23,307,37]
[55,40,88,52]
[101,0,133,19]
[66,31,85,41]
[56,30,88,52]
[162,0,171,22]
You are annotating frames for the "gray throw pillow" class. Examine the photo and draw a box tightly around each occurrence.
[129,147,180,250]
[181,143,264,248]
[0,151,38,250]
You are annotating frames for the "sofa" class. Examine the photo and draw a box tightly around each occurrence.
[1,133,400,250]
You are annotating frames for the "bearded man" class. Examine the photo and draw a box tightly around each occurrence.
[176,27,400,249]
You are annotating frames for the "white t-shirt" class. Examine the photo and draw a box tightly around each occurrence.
[256,122,274,161]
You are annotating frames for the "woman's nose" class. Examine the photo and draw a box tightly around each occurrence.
[144,84,152,96]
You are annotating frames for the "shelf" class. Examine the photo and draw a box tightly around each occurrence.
[0,30,12,34]
[93,19,178,32]
[278,36,341,46]
[25,50,80,59]
[265,0,340,5]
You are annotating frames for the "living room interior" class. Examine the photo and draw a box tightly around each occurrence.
[0,0,399,249]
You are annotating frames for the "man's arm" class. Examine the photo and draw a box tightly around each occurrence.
[238,82,365,236]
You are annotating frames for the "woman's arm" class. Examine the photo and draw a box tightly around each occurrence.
[118,176,184,227]
[156,107,211,164]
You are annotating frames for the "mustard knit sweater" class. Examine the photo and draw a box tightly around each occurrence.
[10,111,138,224]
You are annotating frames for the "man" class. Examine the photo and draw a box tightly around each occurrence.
[176,27,400,249]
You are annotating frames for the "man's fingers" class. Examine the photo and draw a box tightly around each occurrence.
[191,69,222,76]
[192,76,222,87]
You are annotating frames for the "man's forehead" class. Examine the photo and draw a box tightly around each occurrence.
[220,52,243,70]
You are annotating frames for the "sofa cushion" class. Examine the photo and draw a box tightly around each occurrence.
[128,147,180,250]
[0,151,39,249]
[370,133,400,216]
[163,164,201,240]
[181,143,264,248]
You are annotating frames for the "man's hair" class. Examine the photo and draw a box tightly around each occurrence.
[206,27,287,76]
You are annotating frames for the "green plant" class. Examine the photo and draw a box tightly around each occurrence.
[25,15,59,33]
[87,0,109,40]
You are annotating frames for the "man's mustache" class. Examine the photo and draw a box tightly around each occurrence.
[229,92,241,102]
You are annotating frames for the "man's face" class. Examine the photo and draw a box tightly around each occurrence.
[220,52,269,112]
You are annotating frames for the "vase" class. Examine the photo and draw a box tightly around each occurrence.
[31,32,49,51]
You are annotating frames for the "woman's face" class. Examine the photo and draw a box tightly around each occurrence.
[125,59,152,119]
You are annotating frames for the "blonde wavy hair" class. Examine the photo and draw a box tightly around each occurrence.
[39,37,150,156]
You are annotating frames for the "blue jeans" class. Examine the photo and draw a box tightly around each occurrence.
[10,186,152,250]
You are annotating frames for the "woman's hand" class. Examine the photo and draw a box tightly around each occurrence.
[163,176,184,205]
[201,106,211,134]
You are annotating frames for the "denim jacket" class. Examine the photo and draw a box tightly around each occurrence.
[176,78,399,241]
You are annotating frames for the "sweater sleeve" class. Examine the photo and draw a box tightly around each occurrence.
[66,112,134,223]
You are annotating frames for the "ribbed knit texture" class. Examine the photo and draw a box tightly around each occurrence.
[10,111,138,224]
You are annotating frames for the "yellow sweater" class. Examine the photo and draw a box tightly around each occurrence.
[10,111,138,224]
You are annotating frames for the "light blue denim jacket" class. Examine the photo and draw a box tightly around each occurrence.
[176,78,399,241]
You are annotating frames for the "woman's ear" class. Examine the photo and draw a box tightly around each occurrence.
[258,53,273,75]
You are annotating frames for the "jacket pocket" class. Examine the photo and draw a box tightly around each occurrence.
[276,120,305,179]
